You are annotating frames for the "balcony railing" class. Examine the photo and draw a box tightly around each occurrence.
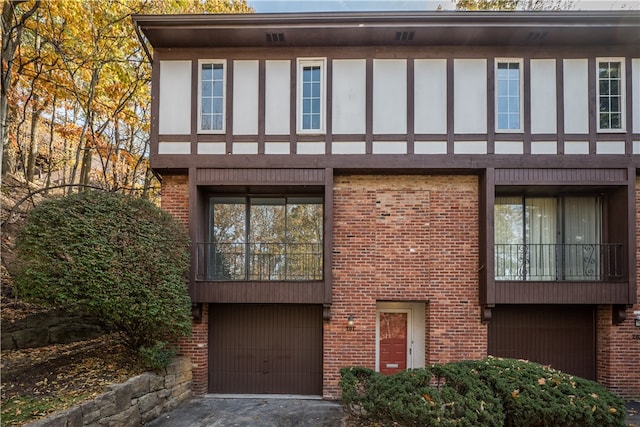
[196,242,323,281]
[494,243,623,281]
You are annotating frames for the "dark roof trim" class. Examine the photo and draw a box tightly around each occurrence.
[132,11,640,49]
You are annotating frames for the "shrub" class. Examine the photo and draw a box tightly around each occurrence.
[340,366,504,427]
[341,358,627,427]
[12,191,192,368]
[462,357,626,427]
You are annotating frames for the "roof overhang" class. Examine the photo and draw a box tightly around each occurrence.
[132,11,640,50]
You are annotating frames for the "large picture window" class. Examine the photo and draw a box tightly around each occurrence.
[494,195,621,281]
[597,58,625,132]
[495,59,523,132]
[199,61,225,132]
[205,196,323,281]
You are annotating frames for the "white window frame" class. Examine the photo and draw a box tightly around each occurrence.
[495,58,524,133]
[198,59,226,134]
[297,58,327,134]
[596,57,625,133]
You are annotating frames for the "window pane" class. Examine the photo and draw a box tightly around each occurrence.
[213,115,223,131]
[599,80,609,96]
[508,79,519,96]
[312,98,320,114]
[312,81,320,97]
[608,62,620,78]
[312,115,320,130]
[213,98,223,114]
[311,66,320,80]
[210,198,246,280]
[600,113,610,129]
[508,114,520,130]
[202,64,213,80]
[610,80,620,96]
[598,63,609,78]
[599,97,609,113]
[303,82,311,97]
[213,80,223,97]
[610,96,620,113]
[508,97,519,113]
[303,115,311,130]
[610,113,621,129]
[497,80,508,95]
[497,114,509,130]
[303,99,311,114]
[201,115,211,130]
[202,81,212,96]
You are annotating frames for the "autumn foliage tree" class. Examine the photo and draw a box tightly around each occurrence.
[1,0,252,196]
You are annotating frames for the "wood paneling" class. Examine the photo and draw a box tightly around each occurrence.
[193,281,325,303]
[196,168,325,185]
[489,305,596,380]
[494,168,628,184]
[208,304,322,394]
[494,281,629,304]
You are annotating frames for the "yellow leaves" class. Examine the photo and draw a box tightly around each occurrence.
[609,407,617,414]
[423,393,435,406]
[537,378,546,385]
[511,389,520,399]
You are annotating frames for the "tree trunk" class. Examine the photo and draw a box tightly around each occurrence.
[26,106,43,182]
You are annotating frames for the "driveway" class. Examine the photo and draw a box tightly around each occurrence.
[145,396,344,427]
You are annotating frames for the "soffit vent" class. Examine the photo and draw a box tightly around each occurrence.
[266,33,285,43]
[526,31,548,42]
[395,31,415,41]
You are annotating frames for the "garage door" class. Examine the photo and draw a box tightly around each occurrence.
[208,304,322,394]
[488,305,596,380]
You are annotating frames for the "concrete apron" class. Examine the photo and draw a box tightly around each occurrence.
[144,395,345,427]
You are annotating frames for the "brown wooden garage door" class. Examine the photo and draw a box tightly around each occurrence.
[208,304,322,395]
[488,305,596,380]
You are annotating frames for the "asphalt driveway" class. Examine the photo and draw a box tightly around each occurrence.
[144,396,344,427]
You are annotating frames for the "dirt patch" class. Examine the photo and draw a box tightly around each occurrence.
[0,334,146,426]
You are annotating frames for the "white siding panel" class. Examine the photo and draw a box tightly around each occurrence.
[596,141,625,155]
[414,59,447,134]
[197,142,226,154]
[159,61,191,135]
[563,59,589,134]
[265,142,290,154]
[297,142,326,155]
[530,59,557,134]
[265,60,290,135]
[332,141,366,154]
[333,60,366,134]
[495,141,523,154]
[531,140,557,155]
[633,59,640,133]
[233,60,259,135]
[634,141,640,154]
[158,142,190,154]
[414,141,447,154]
[232,142,258,154]
[454,140,487,154]
[373,59,407,134]
[564,140,589,154]
[373,141,407,154]
[454,59,487,134]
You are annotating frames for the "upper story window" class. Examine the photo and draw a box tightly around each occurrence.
[494,195,622,282]
[597,58,625,132]
[495,59,523,132]
[202,196,323,281]
[297,58,326,134]
[199,60,226,133]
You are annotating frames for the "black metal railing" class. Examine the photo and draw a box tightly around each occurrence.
[494,243,623,281]
[196,242,323,281]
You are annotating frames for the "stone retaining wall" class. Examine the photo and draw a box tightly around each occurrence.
[25,357,192,427]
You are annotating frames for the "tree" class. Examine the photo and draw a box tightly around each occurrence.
[12,190,192,365]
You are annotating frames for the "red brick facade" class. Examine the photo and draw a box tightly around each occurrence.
[324,175,485,398]
[160,173,639,400]
[595,177,640,399]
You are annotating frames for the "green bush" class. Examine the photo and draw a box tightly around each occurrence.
[12,191,192,367]
[340,358,626,427]
[340,365,504,427]
[139,341,178,372]
[461,357,626,427]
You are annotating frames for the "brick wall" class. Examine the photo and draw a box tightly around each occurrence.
[324,175,486,398]
[596,177,640,400]
[159,174,209,395]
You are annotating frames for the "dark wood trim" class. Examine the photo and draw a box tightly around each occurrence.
[627,167,638,303]
[325,57,333,154]
[194,134,226,142]
[487,57,495,154]
[225,60,234,154]
[191,60,198,155]
[365,57,373,154]
[625,57,633,155]
[414,134,449,141]
[158,134,191,142]
[407,58,415,155]
[446,58,454,154]
[151,153,640,170]
[588,57,597,154]
[326,134,366,142]
[195,168,325,185]
[290,59,297,154]
[324,168,334,304]
[151,57,160,156]
[494,281,630,304]
[193,281,325,303]
[188,168,198,296]
[258,59,266,154]
[494,167,628,184]
[556,57,565,155]
[480,168,495,306]
[523,58,532,155]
